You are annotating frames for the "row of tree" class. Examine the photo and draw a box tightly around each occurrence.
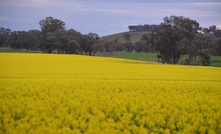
[0,16,221,65]
[128,24,158,32]
[0,17,101,55]
[141,16,221,65]
[0,28,40,51]
[0,16,156,56]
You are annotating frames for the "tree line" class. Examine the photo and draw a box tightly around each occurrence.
[0,17,101,55]
[0,16,154,56]
[141,16,221,65]
[0,15,221,65]
[128,24,159,32]
[0,16,132,56]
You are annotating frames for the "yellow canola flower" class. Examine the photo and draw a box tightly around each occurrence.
[0,53,221,133]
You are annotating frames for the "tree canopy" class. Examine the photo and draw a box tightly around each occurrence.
[142,15,220,65]
[39,16,66,34]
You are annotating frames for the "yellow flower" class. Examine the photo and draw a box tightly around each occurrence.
[0,53,221,133]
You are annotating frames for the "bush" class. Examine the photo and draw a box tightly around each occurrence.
[198,49,211,66]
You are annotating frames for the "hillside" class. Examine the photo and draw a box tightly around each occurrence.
[102,31,149,43]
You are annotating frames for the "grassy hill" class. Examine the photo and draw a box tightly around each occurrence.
[102,31,149,43]
[102,31,221,67]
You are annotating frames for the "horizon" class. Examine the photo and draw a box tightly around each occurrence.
[1,0,221,36]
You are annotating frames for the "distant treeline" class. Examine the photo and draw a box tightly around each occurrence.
[128,24,221,35]
[1,15,221,66]
[128,24,159,32]
[0,16,156,56]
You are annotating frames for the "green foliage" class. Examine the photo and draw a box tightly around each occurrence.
[145,15,201,64]
[39,16,66,53]
[0,27,11,47]
[81,33,99,55]
[198,49,211,66]
[39,16,65,34]
[142,15,219,66]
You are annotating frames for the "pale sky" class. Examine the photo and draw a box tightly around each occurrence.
[0,0,221,36]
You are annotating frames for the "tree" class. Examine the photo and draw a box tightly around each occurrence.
[81,33,99,55]
[39,16,65,34]
[0,27,11,47]
[123,33,131,42]
[95,38,116,56]
[66,29,82,54]
[202,28,210,33]
[44,32,56,53]
[198,49,211,66]
[177,38,197,64]
[209,25,216,33]
[133,41,143,52]
[133,41,154,53]
[144,15,201,64]
[94,39,104,55]
[66,40,80,54]
[53,29,67,53]
[214,29,221,38]
[27,30,41,51]
[128,24,158,32]
[66,29,82,45]
[141,33,157,53]
[39,16,66,53]
[149,24,182,64]
[15,30,41,51]
[178,34,215,65]
[128,25,137,31]
[17,31,28,49]
[43,29,68,53]
[216,38,221,56]
[123,42,133,52]
[9,31,20,49]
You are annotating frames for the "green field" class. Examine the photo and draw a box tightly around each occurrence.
[110,52,158,62]
[110,52,221,67]
[0,48,41,53]
[211,56,221,67]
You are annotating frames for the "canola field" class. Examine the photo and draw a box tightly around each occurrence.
[0,53,221,134]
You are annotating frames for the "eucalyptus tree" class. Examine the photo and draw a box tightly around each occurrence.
[39,16,66,53]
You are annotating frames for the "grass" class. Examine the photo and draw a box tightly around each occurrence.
[110,52,159,62]
[0,48,41,53]
[102,31,149,43]
[110,51,221,67]
[211,56,221,67]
